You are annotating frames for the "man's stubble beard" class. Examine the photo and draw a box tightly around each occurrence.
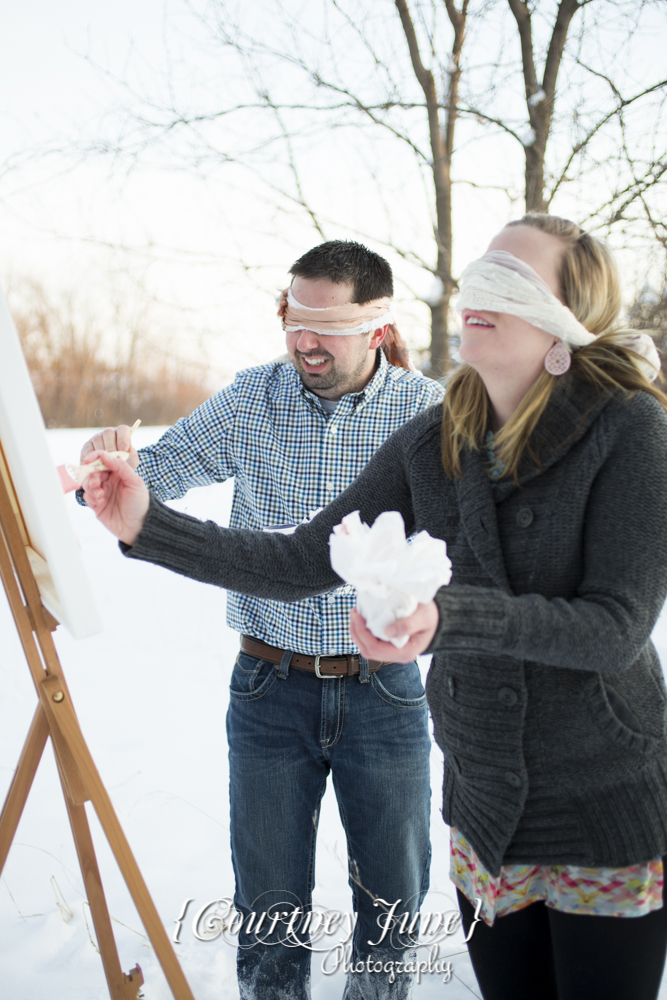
[294,350,371,399]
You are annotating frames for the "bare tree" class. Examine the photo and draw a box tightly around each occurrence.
[463,1,667,219]
[46,1,667,376]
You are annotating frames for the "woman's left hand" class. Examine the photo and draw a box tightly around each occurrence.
[82,451,150,546]
[349,601,439,663]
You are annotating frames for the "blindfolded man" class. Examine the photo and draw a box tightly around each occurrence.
[80,240,444,999]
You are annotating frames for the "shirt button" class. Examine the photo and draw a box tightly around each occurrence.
[325,482,334,492]
[447,676,456,698]
[516,508,534,528]
[497,686,518,707]
[505,771,522,788]
[327,595,336,605]
[329,426,337,435]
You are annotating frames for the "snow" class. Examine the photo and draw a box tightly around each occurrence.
[520,126,537,148]
[1,426,667,999]
[421,277,444,309]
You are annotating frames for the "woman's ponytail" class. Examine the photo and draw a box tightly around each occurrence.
[380,324,413,371]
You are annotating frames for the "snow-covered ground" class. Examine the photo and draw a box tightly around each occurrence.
[1,426,666,1000]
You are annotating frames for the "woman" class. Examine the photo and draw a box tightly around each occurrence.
[85,214,667,999]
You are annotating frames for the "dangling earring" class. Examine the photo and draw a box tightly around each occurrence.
[544,340,571,376]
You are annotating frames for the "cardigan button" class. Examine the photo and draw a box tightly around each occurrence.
[516,508,534,528]
[516,507,534,527]
[504,771,522,788]
[447,676,456,698]
[497,686,518,707]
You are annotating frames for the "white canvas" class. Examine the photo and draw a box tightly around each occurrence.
[0,286,102,638]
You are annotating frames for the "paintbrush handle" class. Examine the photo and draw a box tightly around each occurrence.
[66,451,131,485]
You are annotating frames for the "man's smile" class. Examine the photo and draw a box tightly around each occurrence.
[297,352,333,373]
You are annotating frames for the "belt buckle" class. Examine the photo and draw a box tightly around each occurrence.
[314,654,334,679]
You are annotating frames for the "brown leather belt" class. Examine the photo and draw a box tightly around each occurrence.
[240,636,383,678]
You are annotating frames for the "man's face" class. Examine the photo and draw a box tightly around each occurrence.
[286,276,382,400]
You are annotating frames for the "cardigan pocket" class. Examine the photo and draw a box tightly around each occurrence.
[584,674,656,754]
[603,684,642,732]
[534,665,659,786]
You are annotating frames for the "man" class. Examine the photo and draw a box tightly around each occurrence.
[81,241,444,999]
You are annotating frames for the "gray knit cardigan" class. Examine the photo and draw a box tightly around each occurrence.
[124,375,667,876]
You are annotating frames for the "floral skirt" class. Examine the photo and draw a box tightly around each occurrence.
[450,827,663,926]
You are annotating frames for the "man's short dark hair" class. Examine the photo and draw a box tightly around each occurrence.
[289,241,393,304]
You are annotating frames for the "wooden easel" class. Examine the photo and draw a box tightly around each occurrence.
[0,446,195,1000]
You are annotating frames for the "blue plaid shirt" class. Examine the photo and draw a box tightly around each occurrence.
[136,353,444,654]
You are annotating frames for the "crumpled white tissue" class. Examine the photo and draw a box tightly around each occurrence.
[329,510,452,648]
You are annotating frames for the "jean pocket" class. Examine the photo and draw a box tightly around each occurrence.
[229,653,277,702]
[370,661,427,707]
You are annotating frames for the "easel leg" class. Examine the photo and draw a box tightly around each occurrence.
[0,704,49,876]
[58,763,144,1000]
[0,707,143,1000]
[42,677,195,1000]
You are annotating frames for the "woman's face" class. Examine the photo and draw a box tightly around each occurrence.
[459,225,566,379]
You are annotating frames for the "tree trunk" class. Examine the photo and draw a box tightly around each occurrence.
[429,292,453,379]
[508,0,581,214]
[524,142,549,213]
[396,0,468,379]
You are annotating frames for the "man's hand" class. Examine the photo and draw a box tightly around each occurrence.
[349,602,439,663]
[81,426,140,470]
[82,451,150,547]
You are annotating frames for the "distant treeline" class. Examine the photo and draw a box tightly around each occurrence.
[8,274,667,430]
[10,282,211,428]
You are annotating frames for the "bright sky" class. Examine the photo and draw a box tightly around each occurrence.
[1,1,665,385]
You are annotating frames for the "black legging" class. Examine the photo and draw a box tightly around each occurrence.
[457,865,667,1000]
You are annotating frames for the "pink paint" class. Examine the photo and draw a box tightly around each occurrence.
[56,465,80,494]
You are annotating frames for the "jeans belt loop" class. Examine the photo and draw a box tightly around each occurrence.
[358,655,370,684]
[278,649,293,679]
[314,654,335,679]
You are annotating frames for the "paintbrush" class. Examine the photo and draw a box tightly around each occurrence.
[57,420,141,494]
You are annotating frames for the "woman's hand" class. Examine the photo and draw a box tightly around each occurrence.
[349,601,439,663]
[82,451,150,546]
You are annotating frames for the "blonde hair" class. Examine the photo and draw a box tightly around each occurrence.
[442,213,667,480]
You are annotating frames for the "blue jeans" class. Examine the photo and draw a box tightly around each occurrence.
[226,650,432,999]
